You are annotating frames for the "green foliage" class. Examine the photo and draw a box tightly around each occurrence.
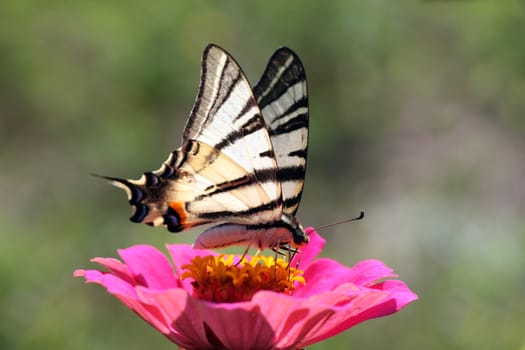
[2,1,525,349]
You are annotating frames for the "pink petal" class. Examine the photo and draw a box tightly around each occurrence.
[200,301,278,349]
[76,268,197,347]
[295,258,398,297]
[108,288,190,344]
[300,283,363,307]
[136,287,211,349]
[349,259,398,285]
[300,282,418,346]
[117,245,180,289]
[138,288,277,349]
[370,280,419,310]
[89,257,135,284]
[251,291,338,349]
[74,268,138,301]
[301,295,390,345]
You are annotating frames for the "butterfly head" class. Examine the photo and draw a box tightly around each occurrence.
[281,214,309,248]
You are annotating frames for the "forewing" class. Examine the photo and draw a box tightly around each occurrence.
[183,44,282,216]
[253,47,309,216]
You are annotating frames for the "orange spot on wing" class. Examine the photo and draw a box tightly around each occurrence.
[168,201,191,228]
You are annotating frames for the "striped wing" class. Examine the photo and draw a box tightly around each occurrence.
[107,44,283,232]
[253,48,308,216]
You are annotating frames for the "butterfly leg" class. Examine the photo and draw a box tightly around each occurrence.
[272,244,280,275]
[234,235,257,266]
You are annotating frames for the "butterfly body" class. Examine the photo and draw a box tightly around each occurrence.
[193,215,306,250]
[106,44,309,251]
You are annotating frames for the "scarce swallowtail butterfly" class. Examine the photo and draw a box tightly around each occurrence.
[103,44,309,252]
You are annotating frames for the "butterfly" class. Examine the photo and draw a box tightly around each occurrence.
[102,44,309,252]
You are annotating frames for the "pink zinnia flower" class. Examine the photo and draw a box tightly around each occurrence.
[74,230,417,349]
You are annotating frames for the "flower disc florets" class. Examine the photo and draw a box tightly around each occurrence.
[181,254,305,303]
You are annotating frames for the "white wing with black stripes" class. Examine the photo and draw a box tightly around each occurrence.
[103,44,309,251]
[253,48,308,216]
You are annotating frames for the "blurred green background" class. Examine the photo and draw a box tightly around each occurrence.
[2,1,524,349]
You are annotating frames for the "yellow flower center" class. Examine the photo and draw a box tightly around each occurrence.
[181,254,305,303]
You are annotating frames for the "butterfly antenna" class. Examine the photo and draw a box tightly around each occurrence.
[314,210,365,231]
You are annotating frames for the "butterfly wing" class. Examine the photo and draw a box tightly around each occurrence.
[192,48,310,250]
[253,47,309,216]
[108,44,283,232]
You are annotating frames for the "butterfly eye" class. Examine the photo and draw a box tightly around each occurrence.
[292,226,309,247]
